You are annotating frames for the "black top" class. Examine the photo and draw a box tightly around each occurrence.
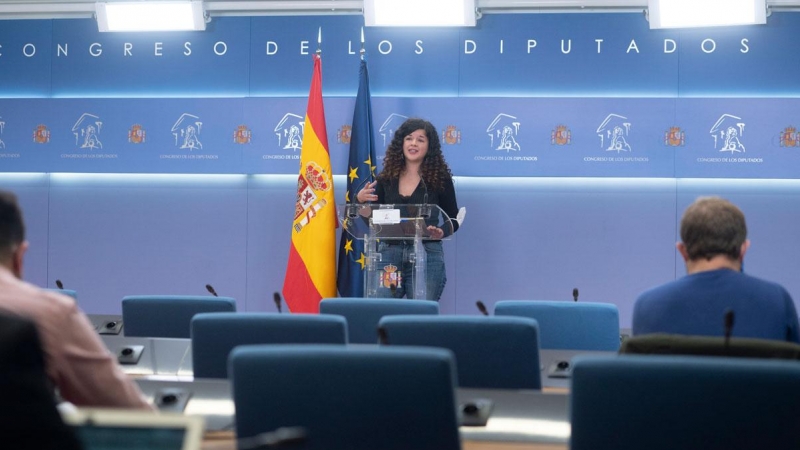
[375,176,460,236]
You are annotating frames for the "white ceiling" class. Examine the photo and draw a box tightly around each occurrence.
[0,0,795,20]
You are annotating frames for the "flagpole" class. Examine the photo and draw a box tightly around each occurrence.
[360,27,365,61]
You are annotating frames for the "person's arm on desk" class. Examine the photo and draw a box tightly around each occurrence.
[42,294,152,409]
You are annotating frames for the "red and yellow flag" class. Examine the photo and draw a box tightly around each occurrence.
[282,54,337,313]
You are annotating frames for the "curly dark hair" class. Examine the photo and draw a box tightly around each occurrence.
[377,118,453,191]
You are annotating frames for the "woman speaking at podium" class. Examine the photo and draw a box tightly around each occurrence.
[356,118,460,300]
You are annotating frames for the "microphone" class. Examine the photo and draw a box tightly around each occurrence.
[205,284,218,297]
[418,176,431,219]
[476,300,489,316]
[389,283,397,298]
[237,426,307,449]
[273,292,283,313]
[55,279,64,289]
[723,308,735,349]
[572,288,579,302]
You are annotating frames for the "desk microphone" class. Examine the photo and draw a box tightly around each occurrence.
[476,300,489,316]
[572,288,579,302]
[237,426,307,449]
[419,176,431,218]
[273,292,283,313]
[723,308,735,350]
[205,284,218,297]
[389,283,397,298]
[55,279,64,289]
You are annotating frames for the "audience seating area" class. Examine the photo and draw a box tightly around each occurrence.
[34,292,800,449]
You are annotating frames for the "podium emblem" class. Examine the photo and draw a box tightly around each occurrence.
[380,264,402,289]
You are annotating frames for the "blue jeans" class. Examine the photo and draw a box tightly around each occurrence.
[374,240,446,300]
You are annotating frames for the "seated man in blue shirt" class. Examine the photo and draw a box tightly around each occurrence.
[633,197,800,342]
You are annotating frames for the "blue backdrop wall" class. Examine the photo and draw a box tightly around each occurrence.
[2,13,800,326]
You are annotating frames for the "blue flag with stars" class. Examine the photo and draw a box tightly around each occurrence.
[337,58,377,297]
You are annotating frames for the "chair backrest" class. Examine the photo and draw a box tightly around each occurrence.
[191,312,348,378]
[46,289,77,300]
[494,300,620,350]
[620,333,800,360]
[319,297,439,344]
[570,355,800,450]
[0,313,82,450]
[379,315,541,389]
[122,295,236,338]
[230,344,461,450]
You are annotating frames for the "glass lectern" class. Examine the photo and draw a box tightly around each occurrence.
[338,203,454,299]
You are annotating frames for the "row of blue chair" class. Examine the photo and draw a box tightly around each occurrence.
[227,345,800,450]
[119,295,621,349]
[191,312,544,389]
[117,295,800,449]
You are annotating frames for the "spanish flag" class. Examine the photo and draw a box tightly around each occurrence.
[282,54,337,313]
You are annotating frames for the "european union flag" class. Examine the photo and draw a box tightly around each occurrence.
[337,59,377,297]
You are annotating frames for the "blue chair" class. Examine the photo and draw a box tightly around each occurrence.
[319,298,439,344]
[191,313,348,379]
[46,289,77,300]
[230,344,460,450]
[570,355,800,450]
[122,295,236,338]
[378,315,541,389]
[494,300,620,350]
